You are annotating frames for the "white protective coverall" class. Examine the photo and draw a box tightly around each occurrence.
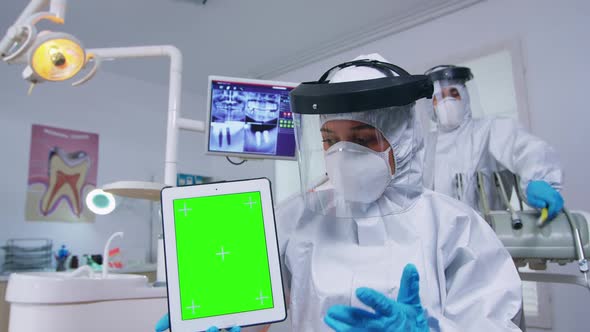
[422,80,562,213]
[275,54,522,331]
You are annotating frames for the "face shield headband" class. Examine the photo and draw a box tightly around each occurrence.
[424,65,473,84]
[289,59,433,115]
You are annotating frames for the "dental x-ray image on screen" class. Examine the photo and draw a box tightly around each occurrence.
[206,76,298,160]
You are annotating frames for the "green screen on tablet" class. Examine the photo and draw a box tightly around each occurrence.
[173,191,274,320]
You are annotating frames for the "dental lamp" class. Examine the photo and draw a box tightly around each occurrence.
[86,189,116,216]
[1,1,79,88]
[1,0,204,193]
[25,31,86,82]
[2,0,206,284]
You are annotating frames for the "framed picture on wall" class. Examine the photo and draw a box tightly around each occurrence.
[25,124,99,222]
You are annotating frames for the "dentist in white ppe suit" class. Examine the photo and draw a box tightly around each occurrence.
[422,65,564,220]
[277,54,522,331]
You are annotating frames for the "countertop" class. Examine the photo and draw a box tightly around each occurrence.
[0,263,157,282]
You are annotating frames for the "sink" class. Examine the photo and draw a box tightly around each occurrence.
[4,270,168,332]
[5,270,165,304]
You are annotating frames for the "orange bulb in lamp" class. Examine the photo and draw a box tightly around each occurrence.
[30,34,85,82]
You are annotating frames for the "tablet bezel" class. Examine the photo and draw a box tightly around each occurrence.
[161,178,286,331]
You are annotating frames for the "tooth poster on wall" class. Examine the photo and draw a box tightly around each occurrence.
[25,124,99,222]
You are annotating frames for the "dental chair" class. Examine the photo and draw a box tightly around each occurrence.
[472,171,590,330]
[470,171,590,331]
[474,171,590,288]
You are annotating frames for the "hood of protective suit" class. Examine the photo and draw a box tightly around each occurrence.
[305,53,424,217]
[324,54,424,189]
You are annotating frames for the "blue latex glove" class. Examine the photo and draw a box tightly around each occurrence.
[526,180,564,220]
[324,264,428,332]
[154,313,241,332]
[154,313,169,332]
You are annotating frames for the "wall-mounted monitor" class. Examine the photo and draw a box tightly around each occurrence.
[206,76,298,160]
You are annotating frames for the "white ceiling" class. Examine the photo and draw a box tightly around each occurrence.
[0,0,482,95]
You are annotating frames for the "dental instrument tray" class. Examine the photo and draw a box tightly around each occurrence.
[489,210,590,261]
[1,238,53,273]
[160,178,287,331]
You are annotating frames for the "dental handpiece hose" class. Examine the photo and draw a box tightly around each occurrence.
[512,174,525,211]
[455,173,464,202]
[494,172,522,230]
[476,172,491,222]
[563,208,590,290]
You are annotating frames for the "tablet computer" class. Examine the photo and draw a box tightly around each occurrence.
[160,178,286,331]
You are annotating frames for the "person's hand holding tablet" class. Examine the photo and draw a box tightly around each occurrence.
[155,313,240,331]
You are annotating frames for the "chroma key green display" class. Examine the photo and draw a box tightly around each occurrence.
[173,191,274,320]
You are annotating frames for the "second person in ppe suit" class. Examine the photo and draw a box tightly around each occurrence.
[277,54,523,331]
[422,65,564,220]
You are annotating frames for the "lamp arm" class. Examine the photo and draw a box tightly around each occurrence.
[0,0,47,56]
[15,0,66,24]
[15,0,50,25]
[1,0,67,59]
[72,53,101,87]
[86,46,204,186]
[49,0,68,21]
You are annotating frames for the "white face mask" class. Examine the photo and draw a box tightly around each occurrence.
[324,141,393,203]
[435,97,466,130]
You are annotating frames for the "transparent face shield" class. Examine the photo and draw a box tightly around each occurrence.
[294,106,424,218]
[429,77,486,128]
[423,79,472,191]
[423,77,488,199]
[429,79,468,129]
